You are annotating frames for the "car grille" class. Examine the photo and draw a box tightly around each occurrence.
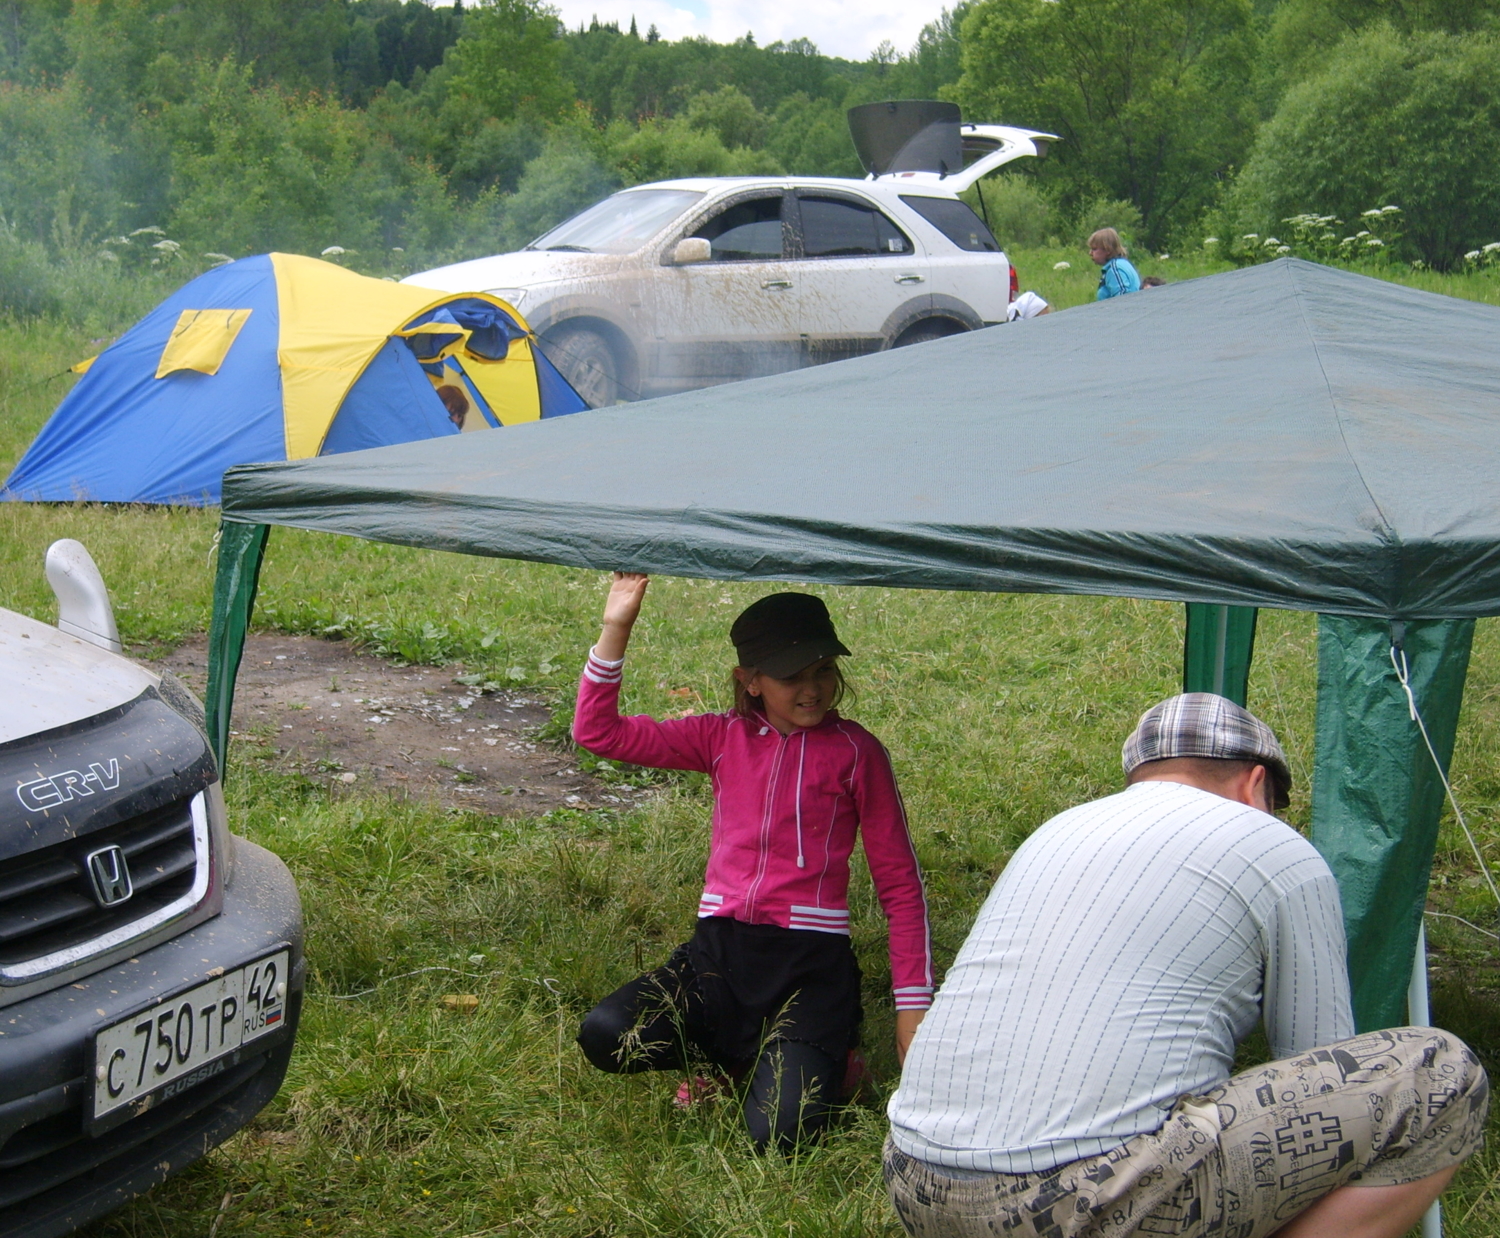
[0,796,201,970]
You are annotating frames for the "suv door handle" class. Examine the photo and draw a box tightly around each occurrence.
[895,274,925,285]
[761,279,793,290]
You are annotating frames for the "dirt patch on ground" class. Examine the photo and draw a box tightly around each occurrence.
[160,633,636,816]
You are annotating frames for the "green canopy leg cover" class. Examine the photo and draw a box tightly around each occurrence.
[205,521,270,775]
[1311,616,1473,1031]
[1182,604,1258,706]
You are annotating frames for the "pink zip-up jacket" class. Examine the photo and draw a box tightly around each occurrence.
[575,649,934,1010]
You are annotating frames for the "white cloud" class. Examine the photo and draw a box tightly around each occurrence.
[551,0,951,64]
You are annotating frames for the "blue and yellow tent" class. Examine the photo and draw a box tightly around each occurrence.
[2,252,586,505]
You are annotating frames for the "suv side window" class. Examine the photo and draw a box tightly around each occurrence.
[797,195,913,258]
[691,195,787,261]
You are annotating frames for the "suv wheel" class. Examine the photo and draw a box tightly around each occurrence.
[894,320,968,348]
[544,325,619,408]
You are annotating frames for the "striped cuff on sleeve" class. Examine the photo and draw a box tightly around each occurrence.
[894,986,934,1011]
[584,647,625,685]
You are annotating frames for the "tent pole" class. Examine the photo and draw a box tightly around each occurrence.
[1408,922,1442,1238]
[1310,616,1473,1031]
[205,521,270,776]
[1182,603,1257,706]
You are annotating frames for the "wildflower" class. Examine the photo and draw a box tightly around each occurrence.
[1242,234,1258,240]
[99,250,119,262]
[1465,250,1483,262]
[321,245,347,256]
[1366,237,1384,247]
[129,225,165,237]
[1355,231,1370,239]
[204,252,232,265]
[1276,246,1292,256]
[1381,205,1401,213]
[1262,237,1281,247]
[1203,237,1219,245]
[391,246,405,253]
[1484,242,1500,253]
[1361,208,1383,218]
[103,235,130,246]
[152,239,180,252]
[1053,260,1071,270]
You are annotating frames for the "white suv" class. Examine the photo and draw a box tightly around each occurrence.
[407,121,1055,406]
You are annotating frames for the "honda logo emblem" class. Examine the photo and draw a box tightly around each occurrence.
[85,845,133,908]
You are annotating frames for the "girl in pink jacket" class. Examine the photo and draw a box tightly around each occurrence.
[574,573,932,1151]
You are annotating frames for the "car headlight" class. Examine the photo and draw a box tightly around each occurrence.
[490,288,528,309]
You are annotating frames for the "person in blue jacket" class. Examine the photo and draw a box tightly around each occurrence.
[1089,228,1140,299]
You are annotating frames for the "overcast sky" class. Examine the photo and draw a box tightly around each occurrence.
[549,0,950,64]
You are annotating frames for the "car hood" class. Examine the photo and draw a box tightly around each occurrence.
[405,249,626,295]
[0,607,159,745]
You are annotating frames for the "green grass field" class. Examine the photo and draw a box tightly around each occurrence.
[2,255,1498,1236]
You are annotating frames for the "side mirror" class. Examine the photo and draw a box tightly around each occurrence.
[46,539,122,653]
[671,237,712,265]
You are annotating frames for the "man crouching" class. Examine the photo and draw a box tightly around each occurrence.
[886,693,1487,1238]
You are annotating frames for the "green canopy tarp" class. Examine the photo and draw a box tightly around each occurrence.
[215,258,1500,1030]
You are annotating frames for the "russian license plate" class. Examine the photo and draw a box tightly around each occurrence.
[92,950,289,1122]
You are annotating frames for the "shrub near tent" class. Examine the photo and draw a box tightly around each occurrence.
[1,253,587,506]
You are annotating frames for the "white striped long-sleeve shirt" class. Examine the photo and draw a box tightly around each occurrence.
[888,780,1353,1174]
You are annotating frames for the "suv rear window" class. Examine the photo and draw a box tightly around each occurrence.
[900,196,1001,253]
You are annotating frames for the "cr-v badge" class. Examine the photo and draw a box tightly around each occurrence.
[15,759,123,812]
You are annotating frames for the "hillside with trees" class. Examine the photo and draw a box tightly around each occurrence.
[2,0,1499,322]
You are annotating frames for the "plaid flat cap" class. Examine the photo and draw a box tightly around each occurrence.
[1122,693,1291,809]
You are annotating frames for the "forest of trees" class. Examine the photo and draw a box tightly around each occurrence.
[2,0,1499,319]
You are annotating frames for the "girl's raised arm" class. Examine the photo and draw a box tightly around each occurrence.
[596,572,649,661]
[576,571,718,773]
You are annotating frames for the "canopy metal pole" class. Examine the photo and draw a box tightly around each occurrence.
[1407,922,1442,1238]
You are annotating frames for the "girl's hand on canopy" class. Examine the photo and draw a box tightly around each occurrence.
[603,572,649,627]
[597,572,649,660]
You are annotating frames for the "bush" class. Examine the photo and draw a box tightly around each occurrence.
[966,175,1052,249]
[603,116,782,187]
[1073,196,1146,252]
[496,140,620,251]
[0,224,60,319]
[766,94,862,178]
[0,80,150,247]
[953,0,1258,250]
[1226,28,1500,268]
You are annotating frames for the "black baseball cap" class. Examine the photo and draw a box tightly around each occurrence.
[730,593,851,679]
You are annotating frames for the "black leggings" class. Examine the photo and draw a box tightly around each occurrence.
[577,968,843,1153]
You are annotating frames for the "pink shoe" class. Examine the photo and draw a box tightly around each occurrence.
[842,1049,874,1100]
[673,1073,729,1108]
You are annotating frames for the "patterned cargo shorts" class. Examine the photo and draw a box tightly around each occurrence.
[884,1026,1489,1238]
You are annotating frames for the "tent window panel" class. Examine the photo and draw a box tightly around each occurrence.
[156,309,253,378]
[460,340,540,427]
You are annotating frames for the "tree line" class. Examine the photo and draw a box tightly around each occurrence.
[1,0,1498,321]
